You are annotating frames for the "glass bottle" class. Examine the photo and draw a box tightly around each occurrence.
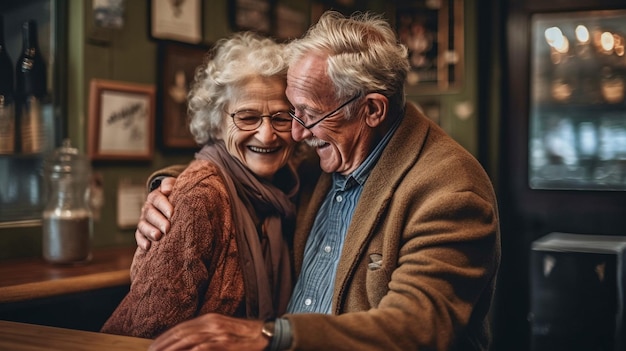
[0,15,15,155]
[15,20,47,154]
[42,139,93,264]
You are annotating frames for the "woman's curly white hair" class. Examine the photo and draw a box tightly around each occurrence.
[187,32,288,145]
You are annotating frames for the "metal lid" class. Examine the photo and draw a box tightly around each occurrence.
[44,139,91,176]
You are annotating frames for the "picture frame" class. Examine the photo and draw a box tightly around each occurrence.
[158,42,210,149]
[88,79,156,161]
[274,3,308,40]
[395,0,464,94]
[149,0,203,44]
[228,0,273,35]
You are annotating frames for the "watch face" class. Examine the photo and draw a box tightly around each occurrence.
[262,321,275,338]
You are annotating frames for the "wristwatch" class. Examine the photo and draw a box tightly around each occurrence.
[261,319,275,340]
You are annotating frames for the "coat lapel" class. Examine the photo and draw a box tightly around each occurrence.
[332,103,433,306]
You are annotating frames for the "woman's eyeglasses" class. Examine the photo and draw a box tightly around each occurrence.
[230,111,293,132]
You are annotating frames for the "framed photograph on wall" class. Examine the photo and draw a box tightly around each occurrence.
[274,3,308,40]
[158,42,209,149]
[395,0,464,94]
[228,0,273,35]
[150,0,203,44]
[88,79,155,161]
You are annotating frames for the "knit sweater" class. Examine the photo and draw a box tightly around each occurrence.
[101,161,247,338]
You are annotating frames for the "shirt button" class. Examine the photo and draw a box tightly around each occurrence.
[304,298,312,306]
[324,245,332,253]
[336,195,343,202]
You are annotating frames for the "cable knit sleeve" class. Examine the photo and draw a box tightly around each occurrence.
[100,160,245,338]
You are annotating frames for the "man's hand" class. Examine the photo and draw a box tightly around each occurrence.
[148,313,269,351]
[135,177,176,251]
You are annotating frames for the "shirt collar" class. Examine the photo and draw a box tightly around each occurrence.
[332,113,403,190]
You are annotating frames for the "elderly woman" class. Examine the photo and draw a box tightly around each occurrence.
[100,32,298,339]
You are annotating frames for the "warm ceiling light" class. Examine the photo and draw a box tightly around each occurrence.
[600,31,615,52]
[575,25,590,44]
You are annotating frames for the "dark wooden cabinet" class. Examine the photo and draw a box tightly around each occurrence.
[0,286,128,332]
[0,246,134,332]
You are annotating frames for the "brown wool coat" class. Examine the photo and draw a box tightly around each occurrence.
[100,161,247,338]
[284,102,501,351]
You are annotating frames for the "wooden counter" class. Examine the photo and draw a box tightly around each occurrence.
[0,320,152,350]
[0,246,136,303]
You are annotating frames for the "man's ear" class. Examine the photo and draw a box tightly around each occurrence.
[364,93,388,128]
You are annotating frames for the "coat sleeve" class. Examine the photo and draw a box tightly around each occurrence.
[101,162,236,339]
[145,164,187,191]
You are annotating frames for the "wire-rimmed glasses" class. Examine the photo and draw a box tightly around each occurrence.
[229,111,293,132]
[289,93,362,130]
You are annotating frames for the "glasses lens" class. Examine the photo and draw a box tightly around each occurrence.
[232,111,261,131]
[271,112,293,132]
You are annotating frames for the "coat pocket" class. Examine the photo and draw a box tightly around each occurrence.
[365,253,391,306]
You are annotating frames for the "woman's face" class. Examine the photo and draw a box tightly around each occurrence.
[222,76,295,180]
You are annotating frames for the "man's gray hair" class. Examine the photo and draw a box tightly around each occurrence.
[285,11,410,117]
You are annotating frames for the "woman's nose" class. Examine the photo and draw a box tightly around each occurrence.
[257,117,277,142]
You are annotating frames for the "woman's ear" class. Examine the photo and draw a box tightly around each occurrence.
[364,93,388,128]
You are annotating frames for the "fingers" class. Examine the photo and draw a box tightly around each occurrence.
[149,317,203,351]
[136,218,163,240]
[147,190,174,220]
[134,176,176,250]
[148,314,268,351]
[134,185,174,249]
[159,177,176,195]
[134,229,151,251]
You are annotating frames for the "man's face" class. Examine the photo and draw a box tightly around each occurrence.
[286,54,372,175]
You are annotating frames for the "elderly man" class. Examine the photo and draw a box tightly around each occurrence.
[137,11,500,351]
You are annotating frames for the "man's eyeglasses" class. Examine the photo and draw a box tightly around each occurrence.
[229,111,293,132]
[289,93,362,130]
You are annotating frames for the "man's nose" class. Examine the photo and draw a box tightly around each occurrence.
[291,118,312,141]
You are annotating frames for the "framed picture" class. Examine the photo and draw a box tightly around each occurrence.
[228,0,273,35]
[310,0,358,23]
[158,43,209,149]
[88,79,155,161]
[395,0,464,94]
[274,3,308,40]
[149,0,202,44]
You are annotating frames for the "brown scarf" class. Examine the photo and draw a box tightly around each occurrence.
[195,142,297,319]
